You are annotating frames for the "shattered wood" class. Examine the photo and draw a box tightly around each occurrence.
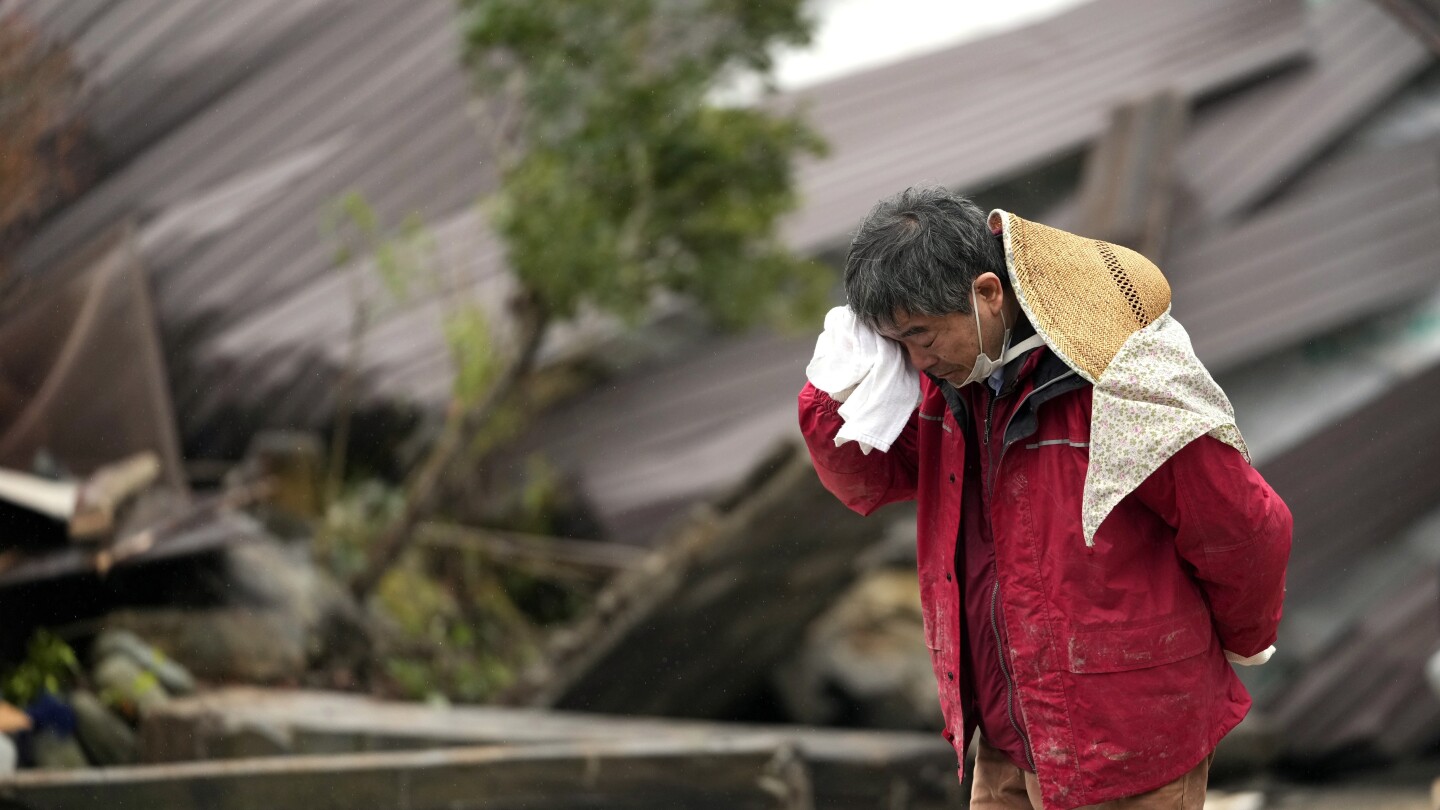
[498,441,893,720]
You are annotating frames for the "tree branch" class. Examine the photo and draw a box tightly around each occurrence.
[350,292,548,599]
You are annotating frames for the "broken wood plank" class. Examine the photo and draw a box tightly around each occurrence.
[0,469,75,523]
[0,501,266,590]
[1073,91,1187,258]
[1,737,812,810]
[498,442,891,721]
[138,688,960,809]
[71,452,161,540]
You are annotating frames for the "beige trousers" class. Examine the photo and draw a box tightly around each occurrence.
[969,737,1213,810]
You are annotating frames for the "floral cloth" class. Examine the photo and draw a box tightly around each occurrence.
[1083,309,1248,545]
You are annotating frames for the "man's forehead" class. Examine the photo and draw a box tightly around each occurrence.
[878,309,935,339]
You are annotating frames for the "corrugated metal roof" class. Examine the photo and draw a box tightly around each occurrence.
[1261,357,1440,631]
[508,330,812,543]
[180,0,1307,429]
[12,0,1311,453]
[1168,137,1440,371]
[1372,0,1440,53]
[1256,356,1440,758]
[12,0,353,167]
[1177,0,1432,224]
[1271,570,1440,760]
[13,0,498,447]
[782,0,1307,252]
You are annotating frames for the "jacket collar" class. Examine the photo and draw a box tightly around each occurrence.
[934,343,1087,444]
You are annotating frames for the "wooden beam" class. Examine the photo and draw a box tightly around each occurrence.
[1,738,812,810]
[0,468,74,522]
[1074,91,1188,259]
[138,688,960,810]
[499,443,891,720]
[71,452,161,540]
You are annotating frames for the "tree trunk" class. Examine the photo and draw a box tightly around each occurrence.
[349,293,548,600]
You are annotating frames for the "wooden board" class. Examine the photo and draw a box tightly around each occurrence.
[2,737,811,810]
[138,688,960,810]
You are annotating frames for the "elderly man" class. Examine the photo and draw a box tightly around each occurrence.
[798,186,1291,809]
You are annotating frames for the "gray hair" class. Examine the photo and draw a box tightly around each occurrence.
[843,186,1007,330]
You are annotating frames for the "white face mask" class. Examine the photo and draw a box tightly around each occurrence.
[957,287,1046,387]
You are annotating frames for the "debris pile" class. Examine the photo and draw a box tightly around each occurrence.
[0,630,195,775]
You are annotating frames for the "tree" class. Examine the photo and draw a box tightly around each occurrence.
[349,0,828,597]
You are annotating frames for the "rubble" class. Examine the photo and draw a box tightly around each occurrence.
[773,569,939,731]
[69,691,136,766]
[0,0,1439,805]
[91,631,195,697]
[90,655,169,718]
[499,442,892,718]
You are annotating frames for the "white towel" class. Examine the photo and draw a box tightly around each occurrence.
[806,306,920,454]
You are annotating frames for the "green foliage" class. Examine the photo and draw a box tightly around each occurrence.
[458,0,832,330]
[443,306,501,410]
[374,561,532,702]
[321,192,441,314]
[2,630,80,706]
[98,669,162,719]
[322,191,497,412]
[496,565,586,627]
[318,480,409,582]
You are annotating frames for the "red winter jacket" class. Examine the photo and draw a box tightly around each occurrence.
[798,348,1291,809]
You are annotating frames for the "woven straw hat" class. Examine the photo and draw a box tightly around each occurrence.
[988,210,1170,384]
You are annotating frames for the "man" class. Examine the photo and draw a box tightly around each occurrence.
[798,187,1291,809]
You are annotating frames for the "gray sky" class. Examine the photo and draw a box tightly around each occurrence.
[776,0,1090,90]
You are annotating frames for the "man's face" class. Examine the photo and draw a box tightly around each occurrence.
[877,272,1007,386]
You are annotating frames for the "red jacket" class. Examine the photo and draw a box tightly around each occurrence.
[798,348,1292,809]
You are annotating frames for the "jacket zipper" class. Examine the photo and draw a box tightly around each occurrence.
[991,576,1036,772]
[986,370,1078,499]
[980,369,1076,775]
[983,393,996,445]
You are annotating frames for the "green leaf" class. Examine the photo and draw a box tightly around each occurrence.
[457,0,832,331]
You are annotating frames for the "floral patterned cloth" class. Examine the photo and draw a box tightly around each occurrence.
[1082,309,1248,545]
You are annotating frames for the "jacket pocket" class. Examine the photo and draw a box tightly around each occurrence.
[1064,608,1211,674]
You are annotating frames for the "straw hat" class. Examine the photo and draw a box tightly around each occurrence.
[988,210,1170,385]
[987,209,1249,546]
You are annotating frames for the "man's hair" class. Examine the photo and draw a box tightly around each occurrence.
[843,185,1007,330]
